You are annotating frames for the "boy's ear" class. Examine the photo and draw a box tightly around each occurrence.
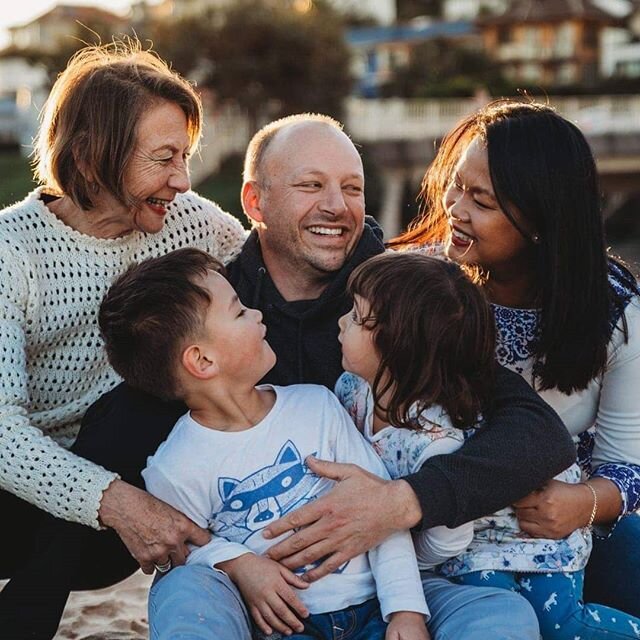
[181,344,219,380]
[241,181,264,225]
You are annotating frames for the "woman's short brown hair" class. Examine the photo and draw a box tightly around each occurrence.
[34,39,202,210]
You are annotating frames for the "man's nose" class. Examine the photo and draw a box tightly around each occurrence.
[320,184,347,214]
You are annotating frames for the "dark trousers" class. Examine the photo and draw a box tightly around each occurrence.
[585,510,640,617]
[0,383,185,639]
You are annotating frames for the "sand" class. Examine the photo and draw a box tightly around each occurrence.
[0,571,152,640]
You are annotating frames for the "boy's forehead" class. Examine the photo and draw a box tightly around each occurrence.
[202,270,234,300]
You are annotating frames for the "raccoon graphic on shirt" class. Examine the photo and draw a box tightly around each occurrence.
[214,440,317,544]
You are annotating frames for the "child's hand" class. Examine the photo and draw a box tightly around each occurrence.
[386,611,430,640]
[217,553,309,636]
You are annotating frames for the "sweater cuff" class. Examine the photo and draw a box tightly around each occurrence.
[90,471,121,530]
[403,465,457,532]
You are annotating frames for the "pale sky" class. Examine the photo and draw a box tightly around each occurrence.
[0,1,136,48]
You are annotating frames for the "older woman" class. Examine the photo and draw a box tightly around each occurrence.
[391,100,640,618]
[0,41,246,637]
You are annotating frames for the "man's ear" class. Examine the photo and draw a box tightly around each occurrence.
[181,344,219,380]
[241,181,264,225]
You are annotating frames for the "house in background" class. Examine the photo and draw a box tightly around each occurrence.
[0,57,47,148]
[347,19,478,96]
[0,4,125,149]
[478,0,624,87]
[442,0,508,21]
[601,0,640,78]
[7,4,127,53]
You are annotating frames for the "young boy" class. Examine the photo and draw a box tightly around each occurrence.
[98,248,429,640]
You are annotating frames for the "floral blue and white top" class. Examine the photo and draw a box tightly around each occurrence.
[335,373,475,570]
[492,262,640,529]
[439,461,592,576]
[413,248,640,525]
[336,372,592,575]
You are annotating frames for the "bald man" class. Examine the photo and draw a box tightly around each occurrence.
[145,114,571,639]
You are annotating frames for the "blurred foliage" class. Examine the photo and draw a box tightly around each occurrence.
[380,38,516,98]
[196,154,245,225]
[6,1,352,134]
[146,0,352,131]
[0,149,37,208]
[397,0,444,20]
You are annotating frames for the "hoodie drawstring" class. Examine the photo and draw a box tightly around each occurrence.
[252,266,266,309]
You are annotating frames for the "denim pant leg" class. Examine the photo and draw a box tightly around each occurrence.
[289,598,386,640]
[422,571,539,640]
[585,512,640,617]
[149,564,251,640]
[524,570,640,640]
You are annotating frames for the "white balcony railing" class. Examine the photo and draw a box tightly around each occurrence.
[345,95,640,141]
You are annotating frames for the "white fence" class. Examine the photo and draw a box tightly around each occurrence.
[345,95,640,141]
[191,95,640,186]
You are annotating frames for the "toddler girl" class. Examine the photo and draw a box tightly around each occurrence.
[335,251,640,639]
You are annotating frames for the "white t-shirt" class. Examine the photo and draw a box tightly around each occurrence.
[142,384,429,621]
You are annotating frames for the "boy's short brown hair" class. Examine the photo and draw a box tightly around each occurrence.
[99,248,223,401]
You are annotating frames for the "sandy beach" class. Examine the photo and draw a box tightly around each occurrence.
[0,571,152,640]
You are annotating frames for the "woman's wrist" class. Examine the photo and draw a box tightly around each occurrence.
[97,478,136,529]
[585,477,624,525]
[581,482,598,528]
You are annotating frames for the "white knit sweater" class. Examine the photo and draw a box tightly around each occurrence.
[0,187,246,528]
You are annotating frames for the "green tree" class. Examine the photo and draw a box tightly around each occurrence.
[150,0,353,133]
[381,38,514,98]
[397,0,444,20]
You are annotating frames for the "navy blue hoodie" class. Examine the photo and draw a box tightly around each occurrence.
[226,218,385,389]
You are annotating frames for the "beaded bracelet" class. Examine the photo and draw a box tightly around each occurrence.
[583,482,598,528]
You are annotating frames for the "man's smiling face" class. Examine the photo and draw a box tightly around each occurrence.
[253,122,366,281]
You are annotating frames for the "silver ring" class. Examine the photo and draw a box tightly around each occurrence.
[154,560,172,573]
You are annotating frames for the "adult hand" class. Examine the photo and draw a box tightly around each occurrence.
[262,457,422,582]
[513,479,593,539]
[218,553,309,636]
[98,479,211,574]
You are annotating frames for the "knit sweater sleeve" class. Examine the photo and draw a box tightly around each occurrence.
[182,192,247,265]
[0,236,118,528]
[403,365,576,530]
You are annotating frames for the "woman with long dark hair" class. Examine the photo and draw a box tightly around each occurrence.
[392,99,640,617]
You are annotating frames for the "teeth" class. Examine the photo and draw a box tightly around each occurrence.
[309,226,343,236]
[452,228,473,242]
[147,197,170,206]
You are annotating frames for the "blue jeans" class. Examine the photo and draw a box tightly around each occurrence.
[454,568,640,639]
[585,512,640,617]
[149,564,539,640]
[149,565,251,640]
[420,571,539,640]
[286,598,386,640]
